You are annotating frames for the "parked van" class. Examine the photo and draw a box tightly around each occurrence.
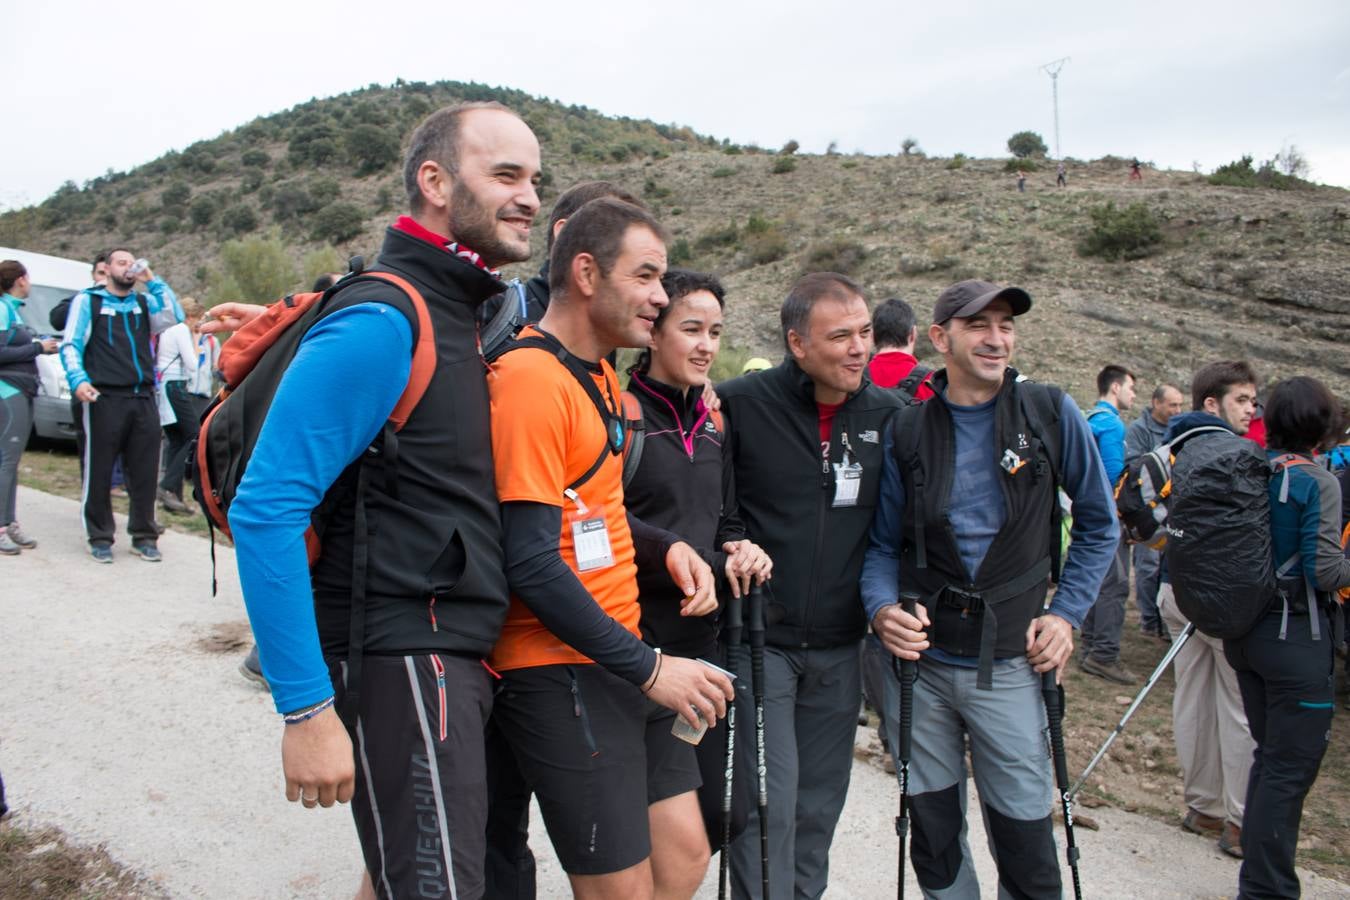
[0,247,93,443]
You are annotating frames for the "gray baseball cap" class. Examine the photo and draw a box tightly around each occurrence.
[931,279,1032,325]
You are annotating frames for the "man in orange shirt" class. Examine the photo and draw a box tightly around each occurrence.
[488,197,735,899]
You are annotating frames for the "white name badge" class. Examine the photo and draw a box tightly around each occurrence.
[832,460,862,507]
[571,516,616,572]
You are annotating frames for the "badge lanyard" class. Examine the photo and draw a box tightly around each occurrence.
[832,430,862,508]
[564,488,616,572]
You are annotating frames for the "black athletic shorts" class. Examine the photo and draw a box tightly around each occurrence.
[645,702,702,805]
[331,653,492,900]
[494,663,701,875]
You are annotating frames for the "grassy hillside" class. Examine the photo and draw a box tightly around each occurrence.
[3,79,1347,404]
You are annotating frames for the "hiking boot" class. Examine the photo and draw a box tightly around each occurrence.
[1182,808,1224,835]
[239,645,270,692]
[158,489,190,515]
[6,522,37,549]
[1080,656,1138,685]
[0,532,21,556]
[130,542,162,563]
[1218,822,1243,858]
[89,543,114,564]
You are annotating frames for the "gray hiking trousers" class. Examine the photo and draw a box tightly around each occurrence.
[882,654,1061,900]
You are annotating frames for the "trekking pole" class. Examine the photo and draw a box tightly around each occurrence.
[1069,621,1195,799]
[718,589,745,900]
[892,592,920,900]
[1041,669,1083,900]
[747,582,771,898]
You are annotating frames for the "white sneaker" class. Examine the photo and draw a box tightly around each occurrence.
[6,522,36,549]
[0,532,21,556]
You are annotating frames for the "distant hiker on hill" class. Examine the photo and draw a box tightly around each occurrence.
[1225,376,1350,899]
[1125,382,1185,639]
[717,273,902,897]
[229,101,544,899]
[1157,360,1259,859]
[1016,170,1027,192]
[59,249,183,564]
[1130,158,1143,181]
[1056,162,1067,187]
[1080,364,1139,685]
[862,279,1118,899]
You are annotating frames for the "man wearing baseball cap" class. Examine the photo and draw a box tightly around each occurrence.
[861,279,1119,897]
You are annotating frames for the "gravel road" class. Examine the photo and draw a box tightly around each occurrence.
[2,486,1344,898]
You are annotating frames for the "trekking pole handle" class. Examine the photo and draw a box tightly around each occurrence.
[747,582,766,639]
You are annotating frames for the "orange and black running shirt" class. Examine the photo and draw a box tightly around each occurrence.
[488,327,640,672]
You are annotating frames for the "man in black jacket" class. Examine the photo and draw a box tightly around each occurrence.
[718,272,902,898]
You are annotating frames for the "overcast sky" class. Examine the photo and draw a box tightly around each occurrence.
[4,0,1348,211]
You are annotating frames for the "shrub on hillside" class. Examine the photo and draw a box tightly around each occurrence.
[696,223,740,252]
[711,167,736,179]
[308,177,341,206]
[772,157,797,174]
[269,183,319,221]
[804,239,866,275]
[220,203,258,235]
[781,139,800,155]
[1207,155,1311,191]
[946,153,967,170]
[669,238,693,265]
[312,202,366,244]
[43,181,96,225]
[1003,158,1040,173]
[346,124,400,175]
[241,149,270,168]
[161,182,191,212]
[288,123,340,166]
[901,137,921,156]
[189,195,217,228]
[1078,201,1164,261]
[208,233,297,304]
[745,229,789,266]
[240,169,265,193]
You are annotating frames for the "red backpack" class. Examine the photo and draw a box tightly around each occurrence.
[189,270,435,577]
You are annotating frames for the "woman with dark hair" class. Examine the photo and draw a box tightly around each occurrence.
[1223,375,1350,899]
[624,268,772,897]
[0,260,60,555]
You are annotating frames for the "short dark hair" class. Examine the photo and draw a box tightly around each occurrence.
[780,272,866,352]
[1152,382,1180,403]
[402,101,515,213]
[872,298,917,350]
[1096,364,1135,397]
[547,181,642,252]
[91,251,108,272]
[1265,377,1342,453]
[548,198,669,298]
[1190,360,1257,411]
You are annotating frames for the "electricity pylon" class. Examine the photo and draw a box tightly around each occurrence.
[1040,57,1070,160]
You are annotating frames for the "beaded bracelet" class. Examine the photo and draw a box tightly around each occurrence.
[283,696,335,725]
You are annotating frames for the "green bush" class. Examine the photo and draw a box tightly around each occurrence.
[711,167,736,179]
[745,228,789,265]
[780,139,800,155]
[240,169,265,193]
[241,148,271,168]
[268,182,318,221]
[308,177,341,206]
[1078,201,1164,261]
[901,137,921,156]
[695,223,740,252]
[312,202,366,244]
[1207,155,1310,191]
[804,239,866,275]
[288,123,339,166]
[1007,131,1048,158]
[346,124,401,175]
[772,157,797,174]
[189,195,217,228]
[220,203,258,235]
[159,216,181,235]
[669,238,693,265]
[208,232,298,303]
[945,153,967,170]
[1003,158,1040,173]
[161,181,191,212]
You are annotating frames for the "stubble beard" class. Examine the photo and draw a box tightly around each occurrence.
[448,180,531,270]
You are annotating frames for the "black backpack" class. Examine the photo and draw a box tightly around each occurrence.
[1166,430,1275,639]
[1113,425,1228,548]
[890,364,932,406]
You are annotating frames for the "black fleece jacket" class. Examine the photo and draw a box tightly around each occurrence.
[718,359,902,648]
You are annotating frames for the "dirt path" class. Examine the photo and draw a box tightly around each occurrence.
[2,486,1346,898]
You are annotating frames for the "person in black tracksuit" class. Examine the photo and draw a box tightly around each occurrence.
[716,272,903,899]
[624,270,771,872]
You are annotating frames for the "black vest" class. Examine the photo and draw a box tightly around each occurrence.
[892,370,1063,687]
[309,227,509,660]
[84,292,155,394]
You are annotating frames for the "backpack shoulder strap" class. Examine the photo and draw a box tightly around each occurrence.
[894,365,931,400]
[480,279,527,361]
[889,402,929,568]
[1019,382,1064,485]
[619,391,645,489]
